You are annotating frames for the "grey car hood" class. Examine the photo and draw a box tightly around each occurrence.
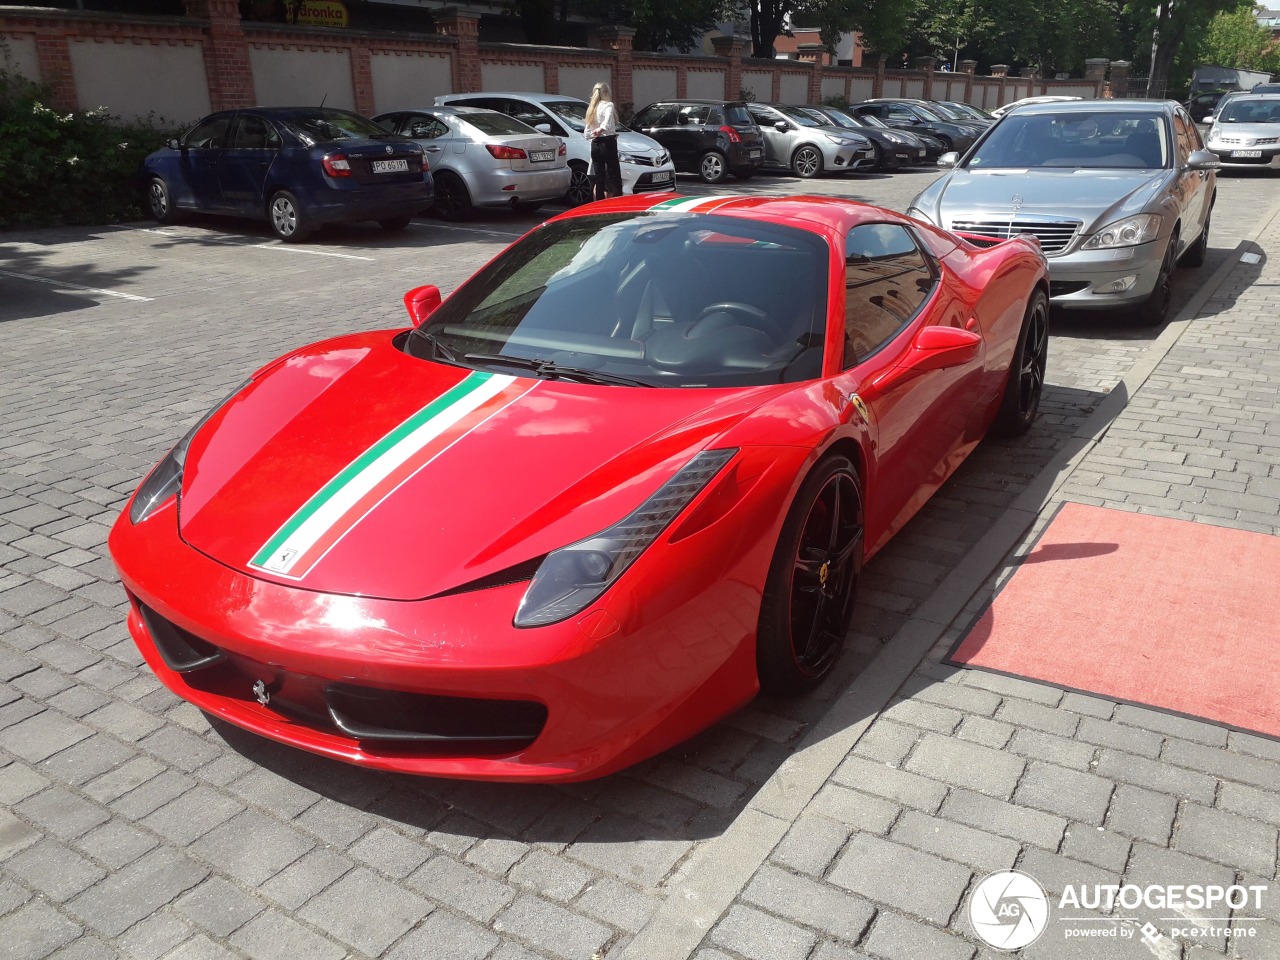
[913,167,1168,233]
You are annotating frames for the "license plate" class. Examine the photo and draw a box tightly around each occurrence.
[372,158,409,173]
[917,150,926,158]
[652,172,673,183]
[529,151,554,162]
[749,149,762,158]
[1232,150,1262,158]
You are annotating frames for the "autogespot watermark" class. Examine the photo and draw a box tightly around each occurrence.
[968,871,1270,952]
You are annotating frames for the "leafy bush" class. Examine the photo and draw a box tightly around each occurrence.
[0,70,180,229]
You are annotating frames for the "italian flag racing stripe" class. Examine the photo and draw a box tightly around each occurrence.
[249,371,531,579]
[649,195,747,214]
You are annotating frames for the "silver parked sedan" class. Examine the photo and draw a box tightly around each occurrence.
[375,106,570,220]
[745,102,877,178]
[1203,94,1280,170]
[907,100,1218,325]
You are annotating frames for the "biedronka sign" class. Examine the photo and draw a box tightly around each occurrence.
[292,0,349,28]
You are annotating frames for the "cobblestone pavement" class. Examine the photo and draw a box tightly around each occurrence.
[0,169,1276,960]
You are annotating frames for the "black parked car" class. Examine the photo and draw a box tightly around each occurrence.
[142,107,433,242]
[791,105,930,169]
[849,99,981,155]
[630,100,764,183]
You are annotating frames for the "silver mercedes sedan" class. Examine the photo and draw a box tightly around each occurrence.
[907,100,1218,325]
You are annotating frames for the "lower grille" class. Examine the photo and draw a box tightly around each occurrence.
[633,171,676,192]
[1049,280,1090,297]
[950,218,1081,254]
[138,606,547,753]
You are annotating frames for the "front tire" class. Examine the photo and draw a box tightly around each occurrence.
[757,456,864,696]
[148,176,182,225]
[1180,208,1211,268]
[1138,235,1177,326]
[268,190,311,242]
[791,145,824,179]
[699,150,728,183]
[992,289,1049,438]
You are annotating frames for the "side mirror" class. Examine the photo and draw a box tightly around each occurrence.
[774,120,789,132]
[1187,148,1220,170]
[534,122,553,134]
[168,137,181,150]
[876,325,981,386]
[937,151,960,168]
[403,285,442,327]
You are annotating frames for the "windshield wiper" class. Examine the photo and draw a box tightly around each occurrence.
[410,328,462,365]
[463,352,654,387]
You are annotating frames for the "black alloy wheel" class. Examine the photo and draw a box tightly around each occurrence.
[992,289,1050,437]
[757,456,864,696]
[565,163,592,206]
[1138,235,1178,326]
[432,172,473,221]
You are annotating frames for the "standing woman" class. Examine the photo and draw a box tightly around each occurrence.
[584,81,623,201]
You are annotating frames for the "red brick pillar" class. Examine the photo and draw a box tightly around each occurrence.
[351,42,375,115]
[435,7,481,94]
[186,0,255,110]
[1084,57,1108,98]
[912,55,936,98]
[960,58,977,104]
[34,34,77,111]
[593,26,634,109]
[798,43,825,103]
[711,34,747,101]
[543,60,559,95]
[1109,60,1131,99]
[868,53,887,98]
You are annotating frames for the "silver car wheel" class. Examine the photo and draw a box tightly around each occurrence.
[268,191,310,243]
[792,146,823,179]
[699,151,727,183]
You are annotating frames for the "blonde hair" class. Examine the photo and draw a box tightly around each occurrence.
[585,81,613,128]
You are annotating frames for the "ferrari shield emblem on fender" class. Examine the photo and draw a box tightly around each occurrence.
[849,394,871,423]
[252,680,271,706]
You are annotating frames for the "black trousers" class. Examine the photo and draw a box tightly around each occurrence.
[590,134,623,196]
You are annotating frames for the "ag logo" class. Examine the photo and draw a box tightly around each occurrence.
[969,870,1049,950]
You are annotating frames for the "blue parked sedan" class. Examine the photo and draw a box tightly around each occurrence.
[143,107,434,242]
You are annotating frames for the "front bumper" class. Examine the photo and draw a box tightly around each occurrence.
[1206,144,1280,167]
[106,446,803,780]
[829,144,878,172]
[1042,240,1168,308]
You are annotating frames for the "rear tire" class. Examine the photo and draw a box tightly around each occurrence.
[565,163,592,206]
[268,190,312,242]
[699,151,728,183]
[432,172,473,221]
[757,455,863,696]
[992,289,1049,438]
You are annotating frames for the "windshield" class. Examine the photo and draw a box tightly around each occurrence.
[543,100,587,132]
[1219,99,1280,123]
[283,109,399,144]
[929,102,966,120]
[857,114,889,129]
[407,212,829,387]
[910,103,947,121]
[776,105,821,126]
[966,111,1169,169]
[821,109,859,129]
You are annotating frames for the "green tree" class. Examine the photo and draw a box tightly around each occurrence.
[747,0,920,60]
[1192,5,1280,72]
[1125,0,1252,95]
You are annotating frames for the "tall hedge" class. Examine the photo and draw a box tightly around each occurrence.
[0,70,181,230]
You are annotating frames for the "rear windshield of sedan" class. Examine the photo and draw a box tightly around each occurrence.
[456,111,539,137]
[407,212,830,387]
[966,111,1169,169]
[284,109,400,144]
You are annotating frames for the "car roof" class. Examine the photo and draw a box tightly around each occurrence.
[383,105,507,116]
[1013,99,1178,116]
[641,99,738,106]
[444,91,586,104]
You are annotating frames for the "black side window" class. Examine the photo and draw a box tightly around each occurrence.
[636,104,678,127]
[405,114,449,139]
[843,223,936,367]
[681,105,712,124]
[507,100,555,132]
[185,115,231,150]
[229,115,279,150]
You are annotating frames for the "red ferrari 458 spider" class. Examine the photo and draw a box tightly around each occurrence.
[109,193,1048,782]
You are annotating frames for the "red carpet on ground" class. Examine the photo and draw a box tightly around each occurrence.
[947,502,1280,740]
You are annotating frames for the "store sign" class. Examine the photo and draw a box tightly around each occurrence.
[294,0,349,28]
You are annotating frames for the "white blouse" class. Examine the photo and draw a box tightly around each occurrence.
[586,101,617,138]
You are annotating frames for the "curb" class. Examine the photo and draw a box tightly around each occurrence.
[620,195,1280,960]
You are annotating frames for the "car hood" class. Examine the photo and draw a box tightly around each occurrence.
[918,167,1168,232]
[615,130,668,155]
[177,331,781,600]
[1208,121,1280,140]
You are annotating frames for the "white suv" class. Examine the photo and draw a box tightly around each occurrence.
[436,91,675,204]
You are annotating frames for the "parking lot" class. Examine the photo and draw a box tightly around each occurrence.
[0,164,1277,960]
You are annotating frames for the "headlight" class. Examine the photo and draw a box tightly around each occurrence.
[1081,214,1163,250]
[514,448,737,627]
[129,380,250,524]
[619,152,651,165]
[885,133,908,144]
[826,134,857,145]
